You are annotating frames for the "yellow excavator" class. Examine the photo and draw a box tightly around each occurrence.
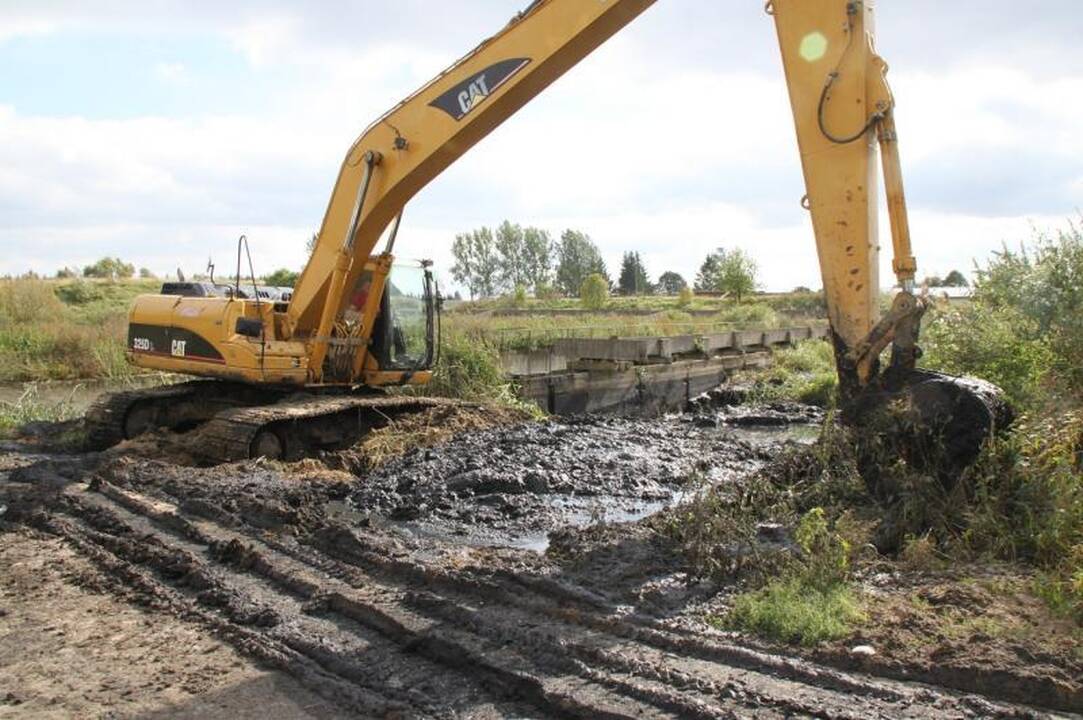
[87,0,1008,464]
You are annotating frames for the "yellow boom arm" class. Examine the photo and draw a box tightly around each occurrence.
[287,0,922,390]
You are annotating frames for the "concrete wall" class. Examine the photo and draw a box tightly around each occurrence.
[504,325,826,416]
[515,352,771,416]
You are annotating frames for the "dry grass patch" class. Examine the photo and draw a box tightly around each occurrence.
[359,404,533,469]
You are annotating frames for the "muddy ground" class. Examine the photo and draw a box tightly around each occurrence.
[1,403,1080,718]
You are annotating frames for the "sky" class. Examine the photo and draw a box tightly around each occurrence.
[1,1,1081,292]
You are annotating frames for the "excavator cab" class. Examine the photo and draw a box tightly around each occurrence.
[369,261,439,375]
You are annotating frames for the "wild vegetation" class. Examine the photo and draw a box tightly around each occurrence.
[673,221,1083,641]
[0,276,154,383]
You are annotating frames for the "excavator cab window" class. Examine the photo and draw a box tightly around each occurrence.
[373,263,436,372]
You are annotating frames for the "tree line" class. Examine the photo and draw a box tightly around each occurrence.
[451,221,765,302]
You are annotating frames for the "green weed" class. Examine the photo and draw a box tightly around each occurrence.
[750,340,838,407]
[0,384,82,433]
[719,578,865,646]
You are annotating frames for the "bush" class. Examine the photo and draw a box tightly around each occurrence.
[719,508,866,645]
[0,277,65,326]
[53,280,107,306]
[534,282,559,301]
[961,221,1083,397]
[83,257,134,280]
[579,273,608,310]
[677,286,694,308]
[922,302,1054,408]
[264,268,299,287]
[715,302,779,327]
[422,329,539,417]
[512,284,528,308]
[753,340,838,407]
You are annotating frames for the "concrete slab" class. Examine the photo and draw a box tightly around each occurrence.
[501,350,567,377]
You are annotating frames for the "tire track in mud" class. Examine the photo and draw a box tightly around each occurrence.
[13,474,1051,720]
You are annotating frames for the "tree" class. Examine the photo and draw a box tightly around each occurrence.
[923,274,944,287]
[495,220,526,292]
[451,227,500,299]
[521,227,554,293]
[306,233,319,255]
[695,248,758,302]
[139,267,156,279]
[265,268,299,287]
[942,269,969,287]
[56,267,77,279]
[656,271,687,295]
[694,253,722,293]
[556,229,608,296]
[618,251,650,295]
[83,257,134,280]
[579,273,609,310]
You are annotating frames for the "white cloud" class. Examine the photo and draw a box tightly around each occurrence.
[153,62,189,84]
[0,18,55,44]
[228,15,299,69]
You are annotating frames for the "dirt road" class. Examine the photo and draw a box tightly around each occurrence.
[0,410,1076,718]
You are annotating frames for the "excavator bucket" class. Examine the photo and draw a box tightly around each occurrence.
[846,369,1014,488]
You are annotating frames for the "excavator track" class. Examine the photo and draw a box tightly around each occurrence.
[85,380,219,450]
[194,394,469,463]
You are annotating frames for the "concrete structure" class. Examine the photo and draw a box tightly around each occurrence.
[502,325,828,416]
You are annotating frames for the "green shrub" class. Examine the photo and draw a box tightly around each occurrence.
[579,273,609,311]
[54,279,107,306]
[264,268,299,287]
[716,302,779,327]
[752,340,838,407]
[512,284,528,308]
[720,508,865,645]
[0,277,65,326]
[677,286,694,308]
[973,223,1083,389]
[721,577,865,646]
[422,329,540,416]
[922,302,1054,408]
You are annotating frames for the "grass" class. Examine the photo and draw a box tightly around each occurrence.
[750,339,838,407]
[444,302,803,352]
[358,403,532,469]
[454,290,826,317]
[717,578,865,646]
[0,384,84,435]
[0,277,147,383]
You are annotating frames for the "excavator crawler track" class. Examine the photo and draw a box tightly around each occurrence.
[85,381,215,450]
[85,380,290,452]
[194,394,468,463]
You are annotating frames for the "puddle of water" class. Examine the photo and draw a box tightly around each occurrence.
[727,423,820,446]
[336,417,822,556]
[0,375,179,414]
